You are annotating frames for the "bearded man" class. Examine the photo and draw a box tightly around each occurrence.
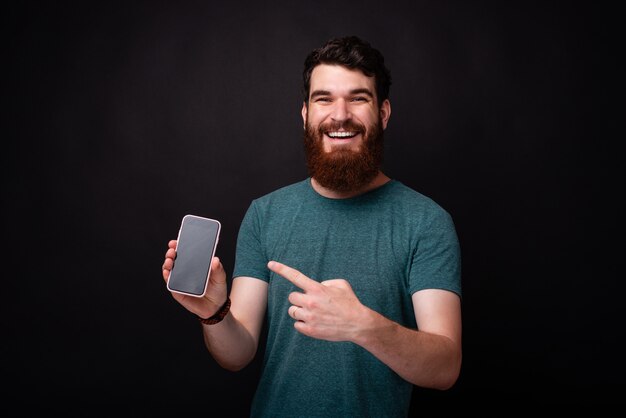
[162,35,462,418]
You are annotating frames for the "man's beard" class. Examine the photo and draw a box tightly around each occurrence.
[303,117,384,193]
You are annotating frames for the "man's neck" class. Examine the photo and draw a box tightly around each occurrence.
[310,171,391,199]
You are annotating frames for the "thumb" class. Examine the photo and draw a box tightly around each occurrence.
[209,257,227,284]
[320,278,351,289]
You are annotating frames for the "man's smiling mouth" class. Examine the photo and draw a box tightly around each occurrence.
[327,131,358,139]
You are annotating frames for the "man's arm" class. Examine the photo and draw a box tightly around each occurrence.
[353,288,462,389]
[268,261,462,389]
[163,240,268,372]
[201,276,268,371]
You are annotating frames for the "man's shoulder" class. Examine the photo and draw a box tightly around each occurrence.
[387,180,442,206]
[385,180,454,220]
[252,178,310,205]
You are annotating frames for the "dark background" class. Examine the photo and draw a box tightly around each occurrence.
[5,0,623,415]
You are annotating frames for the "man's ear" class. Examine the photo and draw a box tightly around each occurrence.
[380,99,391,130]
[301,101,308,129]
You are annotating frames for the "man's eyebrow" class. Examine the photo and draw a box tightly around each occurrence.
[310,88,375,99]
[349,88,374,97]
[310,90,332,99]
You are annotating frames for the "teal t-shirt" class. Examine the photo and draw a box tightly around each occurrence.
[233,178,461,418]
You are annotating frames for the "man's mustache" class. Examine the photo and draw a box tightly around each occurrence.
[317,120,365,134]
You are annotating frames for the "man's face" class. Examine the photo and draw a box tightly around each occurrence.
[302,64,391,192]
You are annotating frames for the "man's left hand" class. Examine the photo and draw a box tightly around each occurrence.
[267,260,371,342]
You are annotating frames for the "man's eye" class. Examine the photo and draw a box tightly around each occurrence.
[351,97,367,102]
[315,97,332,102]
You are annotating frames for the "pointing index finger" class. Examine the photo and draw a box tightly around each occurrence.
[268,261,318,292]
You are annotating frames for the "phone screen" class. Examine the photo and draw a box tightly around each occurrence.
[167,215,221,297]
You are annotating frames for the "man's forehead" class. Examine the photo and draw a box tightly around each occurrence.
[310,64,376,92]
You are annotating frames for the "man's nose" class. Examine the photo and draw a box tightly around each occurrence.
[331,99,351,122]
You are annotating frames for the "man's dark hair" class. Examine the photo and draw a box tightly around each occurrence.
[302,36,392,106]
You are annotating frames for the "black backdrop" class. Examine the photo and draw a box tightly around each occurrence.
[5,1,624,415]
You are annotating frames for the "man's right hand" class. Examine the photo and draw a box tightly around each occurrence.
[162,239,229,319]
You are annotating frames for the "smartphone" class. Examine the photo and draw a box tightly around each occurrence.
[167,214,221,297]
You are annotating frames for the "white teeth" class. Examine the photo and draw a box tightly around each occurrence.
[327,131,357,138]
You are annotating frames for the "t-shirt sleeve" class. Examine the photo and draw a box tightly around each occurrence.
[232,200,270,282]
[408,208,462,298]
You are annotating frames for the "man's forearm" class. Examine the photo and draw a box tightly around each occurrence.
[353,308,462,390]
[201,312,258,371]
